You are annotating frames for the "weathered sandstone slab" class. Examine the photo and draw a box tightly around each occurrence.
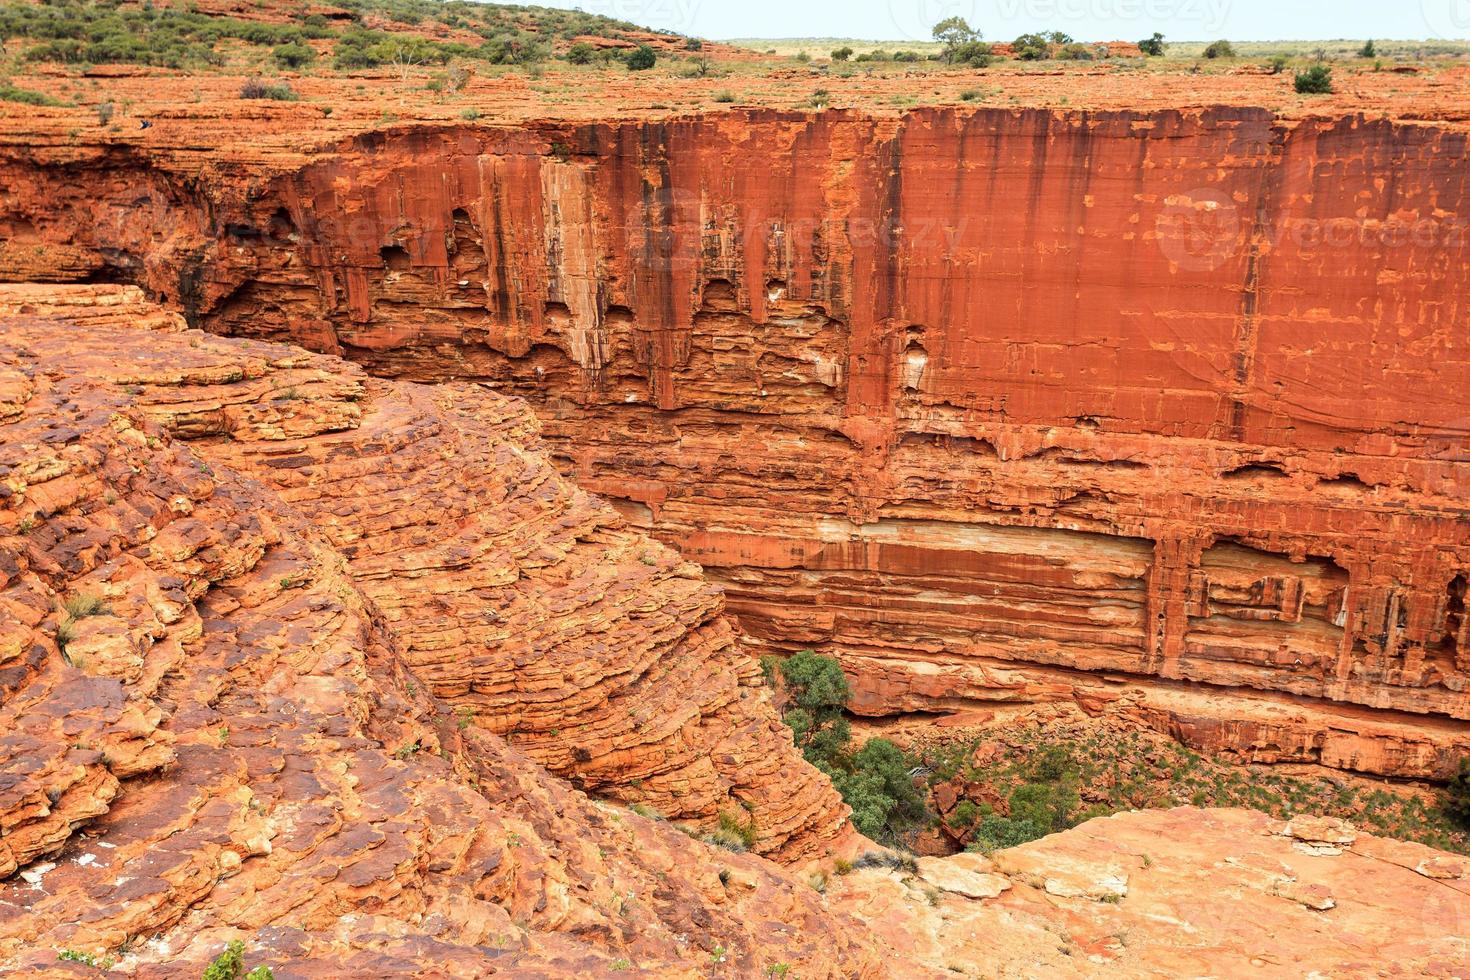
[830,807,1470,977]
[0,287,879,975]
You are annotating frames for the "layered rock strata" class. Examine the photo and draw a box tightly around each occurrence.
[1,284,849,863]
[4,108,1470,779]
[0,286,884,977]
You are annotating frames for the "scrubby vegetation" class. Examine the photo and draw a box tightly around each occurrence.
[764,651,927,845]
[239,78,297,100]
[1139,32,1165,56]
[201,940,274,980]
[1449,757,1470,828]
[0,82,65,106]
[1294,64,1333,94]
[0,0,686,71]
[1012,31,1073,61]
[1203,39,1237,59]
[0,0,329,68]
[931,17,991,67]
[917,722,1470,856]
[624,44,656,71]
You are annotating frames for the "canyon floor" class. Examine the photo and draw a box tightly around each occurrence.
[4,4,1470,975]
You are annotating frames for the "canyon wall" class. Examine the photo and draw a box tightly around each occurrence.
[4,107,1470,778]
[0,287,879,975]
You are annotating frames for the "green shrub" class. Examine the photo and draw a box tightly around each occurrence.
[767,651,926,844]
[1013,30,1072,60]
[892,50,921,62]
[1203,40,1236,59]
[1359,39,1376,58]
[272,41,315,69]
[0,83,64,107]
[566,42,596,65]
[778,649,851,737]
[240,78,297,101]
[830,46,853,62]
[713,90,735,103]
[1267,54,1289,74]
[1139,32,1165,56]
[1294,64,1333,94]
[1056,42,1097,61]
[950,40,994,68]
[1447,758,1470,828]
[967,814,1048,853]
[950,799,980,827]
[625,44,656,71]
[201,940,273,980]
[1012,32,1050,60]
[717,809,758,848]
[830,738,928,842]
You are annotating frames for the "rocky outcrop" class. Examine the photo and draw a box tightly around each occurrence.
[3,107,1470,780]
[1,284,849,862]
[829,807,1470,977]
[0,286,881,975]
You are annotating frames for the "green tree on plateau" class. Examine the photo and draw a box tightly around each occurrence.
[932,16,979,62]
[625,44,656,70]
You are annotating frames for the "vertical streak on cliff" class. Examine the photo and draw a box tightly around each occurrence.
[858,116,904,418]
[541,158,607,375]
[629,122,682,408]
[1226,120,1287,442]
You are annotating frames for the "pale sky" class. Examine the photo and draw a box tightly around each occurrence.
[524,0,1470,42]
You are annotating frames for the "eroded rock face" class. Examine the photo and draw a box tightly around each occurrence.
[0,286,877,976]
[2,283,849,863]
[829,807,1470,977]
[3,108,1470,780]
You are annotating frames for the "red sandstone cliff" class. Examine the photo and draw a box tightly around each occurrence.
[0,286,879,975]
[3,107,1470,780]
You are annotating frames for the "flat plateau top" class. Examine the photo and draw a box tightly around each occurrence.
[0,59,1468,167]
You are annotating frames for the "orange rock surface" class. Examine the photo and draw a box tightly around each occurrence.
[1,283,849,862]
[829,806,1470,977]
[4,265,1470,980]
[7,92,1466,779]
[0,285,884,975]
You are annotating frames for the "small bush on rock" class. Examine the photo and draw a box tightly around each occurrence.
[1294,64,1333,94]
[240,78,297,101]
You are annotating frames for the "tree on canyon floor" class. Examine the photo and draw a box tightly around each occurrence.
[1449,758,1470,828]
[923,723,1470,856]
[764,650,928,844]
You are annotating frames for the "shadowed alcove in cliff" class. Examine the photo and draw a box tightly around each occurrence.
[1182,540,1352,687]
